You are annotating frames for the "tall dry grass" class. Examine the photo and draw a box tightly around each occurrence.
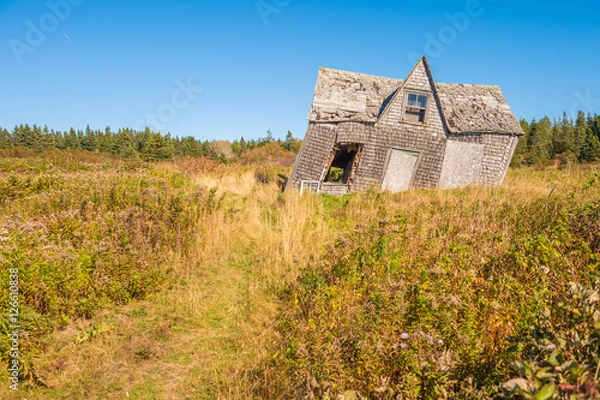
[0,152,598,399]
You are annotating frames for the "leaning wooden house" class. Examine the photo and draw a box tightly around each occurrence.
[286,57,524,195]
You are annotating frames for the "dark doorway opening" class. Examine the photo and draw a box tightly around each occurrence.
[323,143,362,184]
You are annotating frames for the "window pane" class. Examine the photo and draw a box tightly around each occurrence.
[418,95,427,108]
[407,94,417,107]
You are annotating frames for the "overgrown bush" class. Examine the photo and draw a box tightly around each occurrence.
[501,281,600,399]
[262,181,600,399]
[0,160,218,385]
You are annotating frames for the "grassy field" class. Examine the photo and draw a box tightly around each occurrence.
[0,149,599,399]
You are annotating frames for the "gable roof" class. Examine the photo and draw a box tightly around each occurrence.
[307,66,524,135]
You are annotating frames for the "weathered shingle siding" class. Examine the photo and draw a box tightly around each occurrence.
[403,61,431,92]
[287,123,337,189]
[352,134,385,191]
[448,134,519,186]
[369,61,448,190]
[335,122,372,144]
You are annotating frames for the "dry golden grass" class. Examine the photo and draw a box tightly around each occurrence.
[0,157,598,399]
[0,159,334,399]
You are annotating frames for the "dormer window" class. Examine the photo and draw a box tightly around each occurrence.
[404,92,428,124]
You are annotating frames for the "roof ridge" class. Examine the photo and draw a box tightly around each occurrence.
[318,67,402,81]
[318,68,501,89]
[310,64,523,135]
[436,82,501,89]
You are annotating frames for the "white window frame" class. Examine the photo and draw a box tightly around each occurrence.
[402,90,429,125]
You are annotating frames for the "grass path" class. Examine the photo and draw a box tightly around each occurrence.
[8,238,271,400]
[2,174,320,400]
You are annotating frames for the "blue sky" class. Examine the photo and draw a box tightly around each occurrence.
[1,0,599,141]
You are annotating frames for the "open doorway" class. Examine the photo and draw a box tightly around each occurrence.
[323,143,363,184]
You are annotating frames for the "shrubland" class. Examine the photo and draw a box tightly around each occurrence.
[0,148,598,399]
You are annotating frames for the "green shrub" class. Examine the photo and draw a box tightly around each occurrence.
[325,167,345,183]
[265,184,600,399]
[0,164,210,381]
[500,281,600,399]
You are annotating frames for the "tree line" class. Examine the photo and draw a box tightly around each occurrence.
[1,111,599,166]
[513,111,600,166]
[0,125,302,162]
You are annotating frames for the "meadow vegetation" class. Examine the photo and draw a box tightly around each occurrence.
[0,148,599,399]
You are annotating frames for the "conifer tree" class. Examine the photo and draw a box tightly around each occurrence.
[42,125,55,149]
[141,131,174,161]
[0,128,12,148]
[552,113,577,163]
[113,128,139,158]
[574,111,589,160]
[96,127,113,153]
[512,119,531,166]
[64,128,81,149]
[580,127,600,162]
[591,115,600,141]
[13,124,30,148]
[81,125,97,152]
[283,131,302,153]
[527,117,553,165]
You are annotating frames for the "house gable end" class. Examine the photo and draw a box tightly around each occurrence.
[377,58,445,131]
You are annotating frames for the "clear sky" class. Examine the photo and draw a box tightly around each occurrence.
[1,0,599,141]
